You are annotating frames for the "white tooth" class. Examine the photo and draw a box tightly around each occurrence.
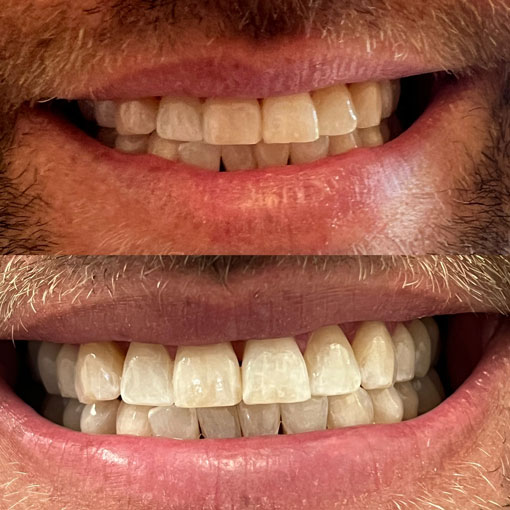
[304,325,361,396]
[254,142,290,168]
[42,395,66,425]
[178,142,221,171]
[62,399,85,431]
[391,80,401,113]
[329,131,361,156]
[242,337,311,405]
[380,80,394,119]
[391,323,416,383]
[312,84,357,136]
[173,342,242,408]
[116,402,152,436]
[351,321,395,390]
[56,344,79,398]
[94,100,117,128]
[147,133,180,161]
[408,320,432,378]
[116,98,159,135]
[78,100,95,122]
[327,388,374,428]
[428,368,446,400]
[97,127,118,148]
[358,126,384,147]
[115,134,149,154]
[368,387,404,424]
[148,405,200,440]
[38,342,62,395]
[349,82,382,128]
[203,98,262,145]
[394,381,419,420]
[237,402,280,437]
[80,400,120,435]
[197,406,242,439]
[412,374,443,414]
[157,96,203,142]
[281,396,328,434]
[121,343,174,406]
[222,145,257,171]
[75,342,125,404]
[421,317,440,365]
[27,341,41,382]
[262,93,319,144]
[290,136,329,165]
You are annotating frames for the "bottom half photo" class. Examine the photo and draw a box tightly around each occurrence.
[0,255,509,510]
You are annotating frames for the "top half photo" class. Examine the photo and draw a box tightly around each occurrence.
[1,0,509,255]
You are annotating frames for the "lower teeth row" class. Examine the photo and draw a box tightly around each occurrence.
[29,319,445,439]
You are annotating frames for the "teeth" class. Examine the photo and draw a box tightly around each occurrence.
[203,98,262,145]
[116,402,152,437]
[27,341,41,382]
[115,134,150,154]
[237,402,281,437]
[421,317,440,365]
[281,396,328,434]
[38,342,62,395]
[148,406,200,440]
[327,388,374,428]
[94,100,117,128]
[197,406,242,439]
[78,100,95,122]
[80,400,120,435]
[42,395,66,426]
[115,98,159,135]
[290,136,329,165]
[62,399,85,431]
[121,343,174,406]
[262,93,319,144]
[97,128,118,148]
[349,82,382,129]
[351,321,395,390]
[391,323,416,383]
[242,337,311,405]
[391,80,401,113]
[312,85,357,136]
[157,96,203,142]
[394,381,419,420]
[380,81,394,119]
[412,373,443,415]
[147,134,180,161]
[75,342,125,404]
[304,325,361,396]
[178,142,221,171]
[329,131,361,156]
[222,145,257,171]
[408,320,432,378]
[173,342,242,408]
[380,119,391,144]
[56,344,79,398]
[368,387,404,424]
[254,142,290,168]
[358,127,384,148]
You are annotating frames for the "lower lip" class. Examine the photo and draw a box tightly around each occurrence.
[1,317,508,508]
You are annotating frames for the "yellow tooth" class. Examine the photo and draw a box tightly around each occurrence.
[80,400,120,435]
[327,388,374,428]
[312,84,357,136]
[254,142,290,168]
[349,82,382,129]
[38,342,62,396]
[157,96,203,142]
[281,397,328,434]
[358,126,384,148]
[178,142,221,171]
[391,80,401,113]
[148,134,180,161]
[94,101,117,128]
[62,399,85,431]
[290,136,329,165]
[412,373,443,414]
[197,406,242,439]
[56,344,79,398]
[237,402,281,437]
[428,368,446,400]
[42,395,66,425]
[391,323,416,383]
[368,387,404,424]
[395,381,419,420]
[408,320,432,378]
[380,80,394,119]
[115,134,149,154]
[148,406,200,440]
[116,98,159,135]
[329,131,361,156]
[78,100,95,122]
[116,402,152,437]
[97,128,118,148]
[222,145,257,171]
[421,317,440,365]
[380,119,391,143]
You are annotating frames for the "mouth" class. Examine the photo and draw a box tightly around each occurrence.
[0,257,509,509]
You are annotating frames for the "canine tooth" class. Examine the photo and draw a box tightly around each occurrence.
[352,321,395,390]
[358,127,384,147]
[178,142,221,171]
[116,98,159,135]
[203,98,262,145]
[369,387,404,424]
[304,325,361,396]
[254,142,290,168]
[281,397,328,434]
[327,388,374,428]
[75,342,124,404]
[237,402,280,437]
[80,400,120,435]
[421,317,440,365]
[116,402,152,436]
[329,131,361,156]
[157,96,203,142]
[94,100,117,128]
[56,344,79,398]
[27,341,41,382]
[222,145,257,171]
[413,374,442,414]
[121,343,174,406]
[391,323,416,383]
[97,128,118,148]
[42,395,66,425]
[395,381,419,420]
[312,84,357,136]
[63,399,85,431]
[197,406,242,439]
[262,93,319,144]
[349,82,382,128]
[148,406,200,440]
[148,134,180,161]
[242,337,311,405]
[290,136,329,165]
[380,81,394,119]
[408,320,432,378]
[173,342,241,408]
[115,135,149,154]
[38,342,62,395]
